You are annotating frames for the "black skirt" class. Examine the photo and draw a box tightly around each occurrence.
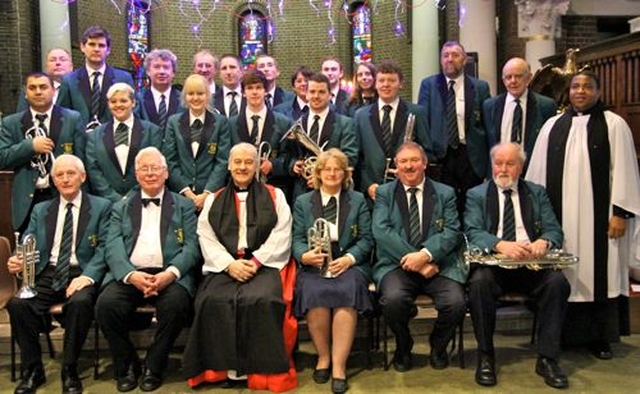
[294,266,372,318]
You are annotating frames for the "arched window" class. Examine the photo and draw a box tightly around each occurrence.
[238,11,267,69]
[351,2,372,64]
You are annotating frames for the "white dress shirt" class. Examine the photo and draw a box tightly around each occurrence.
[500,91,528,144]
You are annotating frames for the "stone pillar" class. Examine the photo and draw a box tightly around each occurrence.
[411,3,440,101]
[39,0,71,69]
[515,0,570,72]
[459,0,497,95]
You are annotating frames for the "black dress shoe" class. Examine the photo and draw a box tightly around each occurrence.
[139,369,163,392]
[312,368,330,384]
[475,354,497,387]
[15,365,46,394]
[589,341,613,360]
[536,357,568,389]
[392,352,412,372]
[429,348,449,370]
[61,365,83,394]
[331,377,349,394]
[116,363,141,392]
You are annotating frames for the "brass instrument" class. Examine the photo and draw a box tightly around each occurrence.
[25,124,55,178]
[462,234,578,271]
[307,218,334,278]
[280,119,326,180]
[256,141,272,184]
[85,115,102,133]
[383,113,416,183]
[14,232,39,299]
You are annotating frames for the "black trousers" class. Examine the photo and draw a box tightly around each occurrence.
[467,266,570,359]
[378,268,466,357]
[7,265,95,371]
[95,280,192,377]
[439,145,483,215]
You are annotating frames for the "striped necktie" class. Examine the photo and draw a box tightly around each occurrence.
[511,99,523,144]
[323,196,337,224]
[158,94,168,130]
[446,80,459,148]
[309,114,320,145]
[250,115,260,145]
[408,188,421,248]
[114,123,129,146]
[190,118,203,143]
[381,105,393,156]
[52,203,73,292]
[228,91,239,117]
[91,71,101,119]
[265,93,273,110]
[502,189,516,241]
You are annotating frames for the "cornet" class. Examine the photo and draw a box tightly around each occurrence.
[383,113,417,183]
[307,218,334,278]
[85,115,101,133]
[14,232,39,299]
[25,124,55,178]
[256,141,272,184]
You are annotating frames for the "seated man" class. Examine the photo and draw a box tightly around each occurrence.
[183,142,297,393]
[464,142,570,389]
[372,142,466,372]
[7,154,112,394]
[95,147,199,392]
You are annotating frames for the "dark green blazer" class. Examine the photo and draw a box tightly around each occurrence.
[24,193,112,283]
[86,118,162,202]
[0,106,86,229]
[163,110,230,194]
[102,188,200,295]
[292,189,373,278]
[463,180,563,252]
[354,100,431,194]
[58,65,134,125]
[372,179,466,286]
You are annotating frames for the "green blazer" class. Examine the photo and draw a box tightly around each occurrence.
[372,179,466,286]
[163,110,230,194]
[24,193,112,283]
[0,106,86,229]
[292,189,373,278]
[464,180,563,252]
[58,65,134,125]
[86,118,162,203]
[102,188,200,295]
[354,100,431,194]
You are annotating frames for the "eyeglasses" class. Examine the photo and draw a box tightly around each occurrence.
[136,165,166,174]
[320,167,344,174]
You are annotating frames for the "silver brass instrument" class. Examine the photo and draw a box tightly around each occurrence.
[383,113,416,183]
[256,141,272,184]
[25,125,55,178]
[14,232,39,299]
[463,234,578,271]
[280,119,326,180]
[307,218,334,278]
[85,115,102,133]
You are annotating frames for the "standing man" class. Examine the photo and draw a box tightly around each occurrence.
[213,54,245,118]
[58,26,134,128]
[16,48,74,112]
[321,56,349,114]
[7,154,112,394]
[136,49,182,132]
[255,54,294,109]
[354,61,430,201]
[372,142,466,372]
[0,72,86,235]
[465,142,569,389]
[526,70,640,359]
[418,41,491,214]
[192,50,219,97]
[96,147,200,392]
[483,58,557,169]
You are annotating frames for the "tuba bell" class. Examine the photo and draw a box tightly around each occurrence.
[307,218,334,278]
[14,232,39,299]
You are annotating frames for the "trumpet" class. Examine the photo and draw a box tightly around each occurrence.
[462,234,578,271]
[14,232,39,299]
[25,124,55,178]
[307,218,334,278]
[256,141,272,184]
[383,113,417,183]
[85,115,101,133]
[281,119,326,180]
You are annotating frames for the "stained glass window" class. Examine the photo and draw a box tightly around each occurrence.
[127,1,150,91]
[351,3,372,64]
[239,11,267,69]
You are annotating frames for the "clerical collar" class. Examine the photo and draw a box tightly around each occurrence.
[233,184,250,193]
[570,101,604,117]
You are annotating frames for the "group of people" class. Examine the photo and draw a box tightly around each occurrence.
[1,23,639,394]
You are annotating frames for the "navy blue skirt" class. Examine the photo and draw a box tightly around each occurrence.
[294,266,373,318]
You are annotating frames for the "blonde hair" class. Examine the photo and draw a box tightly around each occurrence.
[312,148,353,190]
[181,74,212,111]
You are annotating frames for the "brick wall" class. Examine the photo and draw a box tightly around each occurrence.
[557,15,600,53]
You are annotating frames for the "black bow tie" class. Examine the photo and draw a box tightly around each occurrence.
[141,198,160,207]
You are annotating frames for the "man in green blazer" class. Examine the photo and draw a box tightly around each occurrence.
[0,72,86,234]
[95,147,200,392]
[7,154,111,394]
[372,142,466,373]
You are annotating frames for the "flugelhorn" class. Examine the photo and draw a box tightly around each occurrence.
[256,141,272,184]
[280,118,326,180]
[85,115,101,133]
[307,218,334,278]
[14,232,39,299]
[462,234,578,271]
[25,124,55,178]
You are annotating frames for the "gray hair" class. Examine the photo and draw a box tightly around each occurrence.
[135,147,167,168]
[144,48,178,72]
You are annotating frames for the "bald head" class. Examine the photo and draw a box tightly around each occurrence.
[501,57,531,99]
